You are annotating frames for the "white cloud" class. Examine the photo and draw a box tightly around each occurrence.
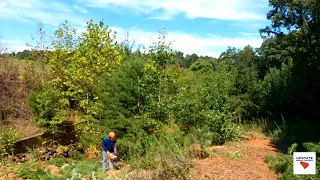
[145,10,178,21]
[239,32,260,36]
[208,20,218,24]
[74,5,88,13]
[79,0,268,21]
[231,22,266,28]
[108,26,263,58]
[7,25,263,57]
[3,39,30,53]
[0,0,86,26]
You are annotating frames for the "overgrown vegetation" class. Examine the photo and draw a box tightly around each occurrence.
[0,126,22,179]
[265,142,320,180]
[1,0,320,179]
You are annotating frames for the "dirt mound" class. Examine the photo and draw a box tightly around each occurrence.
[191,137,279,180]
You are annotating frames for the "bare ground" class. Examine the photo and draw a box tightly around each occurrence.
[191,135,280,180]
[1,134,280,180]
[1,118,43,138]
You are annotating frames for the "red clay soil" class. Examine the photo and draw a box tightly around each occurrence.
[191,137,280,180]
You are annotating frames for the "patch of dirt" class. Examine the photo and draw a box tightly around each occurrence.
[3,118,44,138]
[126,169,157,180]
[0,167,24,180]
[108,170,123,178]
[46,165,61,177]
[191,136,279,180]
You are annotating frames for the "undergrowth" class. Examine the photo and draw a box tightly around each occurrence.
[16,163,58,180]
[265,142,320,180]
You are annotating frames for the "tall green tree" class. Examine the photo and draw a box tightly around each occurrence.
[29,19,122,128]
[259,0,320,121]
[184,53,199,68]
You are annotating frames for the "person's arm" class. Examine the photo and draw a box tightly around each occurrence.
[113,143,118,156]
[102,138,106,152]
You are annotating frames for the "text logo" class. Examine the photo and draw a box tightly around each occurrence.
[293,152,316,174]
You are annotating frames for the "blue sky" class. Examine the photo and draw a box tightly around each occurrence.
[0,0,271,57]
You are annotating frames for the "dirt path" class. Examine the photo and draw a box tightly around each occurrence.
[191,136,280,180]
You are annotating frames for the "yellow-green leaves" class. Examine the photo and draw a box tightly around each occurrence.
[46,19,122,116]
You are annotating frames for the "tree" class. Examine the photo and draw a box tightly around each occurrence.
[172,51,185,67]
[259,0,320,121]
[119,31,137,60]
[49,19,121,113]
[52,20,79,51]
[184,53,198,68]
[26,20,51,72]
[261,0,320,61]
[29,19,122,128]
[190,59,214,73]
[0,37,9,55]
[16,50,32,59]
[219,46,239,64]
[149,28,174,69]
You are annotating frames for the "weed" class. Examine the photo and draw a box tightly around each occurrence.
[265,143,320,179]
[48,155,70,167]
[16,163,58,180]
[58,158,100,179]
[229,151,242,159]
[69,151,85,160]
[26,147,43,162]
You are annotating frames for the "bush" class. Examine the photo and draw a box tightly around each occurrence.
[16,163,58,180]
[265,142,320,179]
[0,126,22,158]
[69,151,85,160]
[75,116,103,150]
[118,123,194,179]
[190,59,214,73]
[48,155,70,167]
[28,82,69,129]
[58,159,100,179]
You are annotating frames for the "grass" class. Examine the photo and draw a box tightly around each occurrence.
[13,157,136,180]
[47,155,70,167]
[16,163,58,180]
[240,118,270,138]
[229,151,242,159]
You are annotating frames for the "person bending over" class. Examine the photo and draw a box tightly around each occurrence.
[102,131,118,172]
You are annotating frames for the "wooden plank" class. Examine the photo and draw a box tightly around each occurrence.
[16,131,44,142]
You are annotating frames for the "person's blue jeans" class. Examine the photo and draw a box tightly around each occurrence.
[102,151,114,172]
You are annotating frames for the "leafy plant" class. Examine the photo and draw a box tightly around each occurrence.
[0,127,21,158]
[265,143,320,179]
[28,81,69,133]
[117,123,195,179]
[16,163,58,180]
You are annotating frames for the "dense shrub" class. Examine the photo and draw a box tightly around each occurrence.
[265,142,320,179]
[117,123,194,179]
[28,82,69,129]
[0,126,22,159]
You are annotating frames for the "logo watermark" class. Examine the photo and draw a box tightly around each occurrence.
[293,152,316,175]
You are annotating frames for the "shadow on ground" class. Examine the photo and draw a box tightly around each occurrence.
[262,119,320,153]
[13,121,78,154]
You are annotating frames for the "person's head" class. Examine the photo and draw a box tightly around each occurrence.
[108,131,116,141]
